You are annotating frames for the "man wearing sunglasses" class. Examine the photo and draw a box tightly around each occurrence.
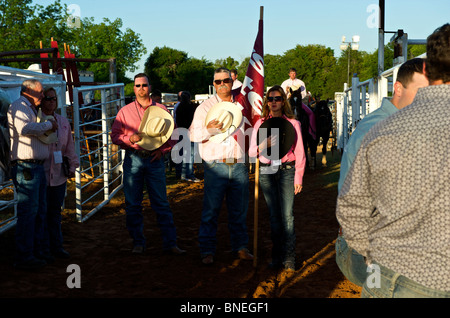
[189,67,253,265]
[111,73,185,256]
[7,79,58,270]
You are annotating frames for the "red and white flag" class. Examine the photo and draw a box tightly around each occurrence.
[235,17,264,129]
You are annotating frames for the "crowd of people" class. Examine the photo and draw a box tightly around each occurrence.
[1,23,448,298]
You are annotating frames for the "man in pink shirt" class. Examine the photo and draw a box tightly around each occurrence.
[111,73,184,255]
[189,67,253,265]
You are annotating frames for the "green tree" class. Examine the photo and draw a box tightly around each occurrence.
[144,46,214,96]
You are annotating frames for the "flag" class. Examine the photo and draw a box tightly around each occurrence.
[235,18,264,129]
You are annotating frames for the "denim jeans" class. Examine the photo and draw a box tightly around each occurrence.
[11,162,48,263]
[181,141,196,180]
[335,234,367,286]
[123,150,177,249]
[361,261,450,298]
[259,164,296,265]
[198,162,249,256]
[44,182,67,253]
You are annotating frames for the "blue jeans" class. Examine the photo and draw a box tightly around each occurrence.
[44,182,67,253]
[361,261,450,298]
[335,234,367,286]
[181,140,196,180]
[123,151,177,249]
[198,162,249,256]
[11,161,48,263]
[259,165,296,265]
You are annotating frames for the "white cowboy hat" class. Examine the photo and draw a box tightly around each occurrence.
[37,108,58,144]
[136,106,174,151]
[290,84,305,92]
[205,102,243,143]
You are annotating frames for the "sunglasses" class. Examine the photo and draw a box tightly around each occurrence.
[44,96,57,101]
[135,84,149,88]
[267,96,283,102]
[214,78,232,85]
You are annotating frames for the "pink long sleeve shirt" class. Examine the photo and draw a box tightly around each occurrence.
[110,100,175,154]
[44,113,80,187]
[248,115,306,185]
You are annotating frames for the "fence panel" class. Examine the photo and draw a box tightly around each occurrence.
[72,84,125,222]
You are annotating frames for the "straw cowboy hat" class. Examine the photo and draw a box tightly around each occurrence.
[257,117,296,160]
[136,106,174,151]
[205,101,243,143]
[36,108,58,144]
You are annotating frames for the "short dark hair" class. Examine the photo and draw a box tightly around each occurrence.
[134,73,149,82]
[289,68,297,73]
[426,23,450,83]
[396,58,425,88]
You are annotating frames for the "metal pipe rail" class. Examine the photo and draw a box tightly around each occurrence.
[72,83,125,222]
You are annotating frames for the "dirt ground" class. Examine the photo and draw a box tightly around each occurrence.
[0,147,362,304]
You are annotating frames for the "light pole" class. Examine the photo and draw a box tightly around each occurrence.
[340,35,360,84]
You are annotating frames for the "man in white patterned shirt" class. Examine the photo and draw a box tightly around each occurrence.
[8,79,58,270]
[336,23,450,297]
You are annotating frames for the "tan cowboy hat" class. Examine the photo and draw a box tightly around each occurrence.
[36,108,58,144]
[205,101,243,143]
[136,106,174,151]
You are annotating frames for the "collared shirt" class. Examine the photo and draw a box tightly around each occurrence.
[110,99,175,154]
[44,113,80,187]
[7,96,52,161]
[338,97,398,191]
[281,78,306,98]
[189,95,245,161]
[248,115,306,185]
[336,85,450,292]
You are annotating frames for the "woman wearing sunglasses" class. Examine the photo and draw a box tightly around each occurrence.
[249,85,306,271]
[41,87,79,259]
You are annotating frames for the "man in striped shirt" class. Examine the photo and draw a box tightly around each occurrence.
[8,79,58,270]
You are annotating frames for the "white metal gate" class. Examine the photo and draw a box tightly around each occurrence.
[72,84,125,222]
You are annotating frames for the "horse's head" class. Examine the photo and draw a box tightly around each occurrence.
[289,86,303,102]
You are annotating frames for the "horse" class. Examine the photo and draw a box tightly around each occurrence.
[288,87,317,169]
[312,100,333,167]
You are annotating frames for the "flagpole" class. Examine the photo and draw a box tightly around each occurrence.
[253,5,263,268]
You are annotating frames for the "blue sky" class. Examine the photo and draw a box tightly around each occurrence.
[33,0,449,77]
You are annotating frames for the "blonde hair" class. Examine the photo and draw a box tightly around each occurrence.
[262,85,295,119]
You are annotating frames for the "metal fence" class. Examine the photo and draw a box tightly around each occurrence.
[72,84,125,222]
[335,53,426,152]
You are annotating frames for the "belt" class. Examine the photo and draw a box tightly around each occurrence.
[128,149,154,159]
[11,159,45,165]
[218,158,240,165]
[260,161,295,169]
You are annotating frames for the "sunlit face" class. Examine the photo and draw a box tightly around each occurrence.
[289,71,296,80]
[134,76,150,100]
[213,72,232,96]
[267,90,284,115]
[397,72,429,109]
[24,82,44,106]
[41,90,58,115]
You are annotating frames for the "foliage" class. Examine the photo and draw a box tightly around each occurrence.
[0,0,146,83]
[144,46,214,96]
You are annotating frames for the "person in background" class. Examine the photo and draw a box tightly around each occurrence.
[336,23,450,298]
[151,89,162,104]
[175,91,199,182]
[249,85,306,271]
[7,79,57,270]
[231,69,242,91]
[281,68,306,99]
[41,87,79,259]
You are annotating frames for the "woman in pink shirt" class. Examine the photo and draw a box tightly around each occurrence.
[249,85,306,271]
[42,88,79,259]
